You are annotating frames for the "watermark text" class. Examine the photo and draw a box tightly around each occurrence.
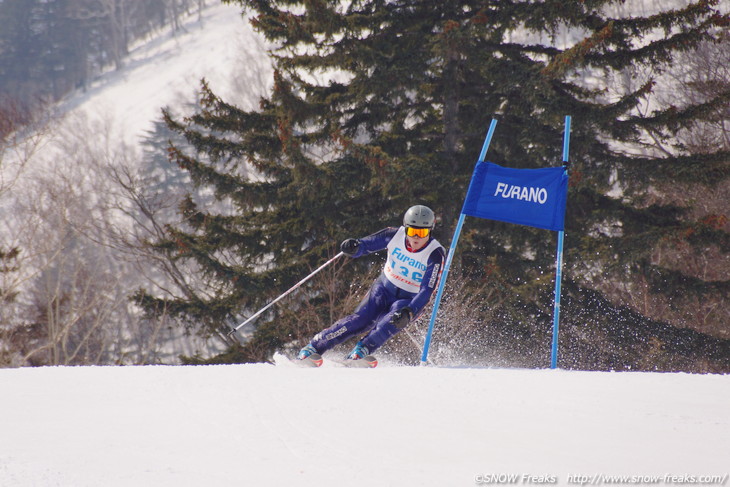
[474,473,728,486]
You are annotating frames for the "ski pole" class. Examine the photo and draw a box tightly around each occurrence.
[229,251,345,335]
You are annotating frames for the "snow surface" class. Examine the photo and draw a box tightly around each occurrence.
[1,360,728,487]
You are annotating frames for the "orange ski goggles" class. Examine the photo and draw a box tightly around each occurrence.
[406,226,431,238]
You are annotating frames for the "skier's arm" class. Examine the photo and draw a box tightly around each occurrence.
[405,246,446,319]
[341,227,398,258]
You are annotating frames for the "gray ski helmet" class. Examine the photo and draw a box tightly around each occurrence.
[403,205,435,229]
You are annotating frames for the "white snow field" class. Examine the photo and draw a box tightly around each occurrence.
[0,361,728,487]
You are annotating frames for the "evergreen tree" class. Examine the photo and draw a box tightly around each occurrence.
[0,1,45,102]
[140,0,729,369]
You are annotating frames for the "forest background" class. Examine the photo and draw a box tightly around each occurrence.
[1,0,729,372]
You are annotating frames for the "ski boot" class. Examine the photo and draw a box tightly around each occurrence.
[346,341,378,368]
[297,344,323,367]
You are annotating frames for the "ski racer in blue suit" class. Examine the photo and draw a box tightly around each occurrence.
[298,205,445,363]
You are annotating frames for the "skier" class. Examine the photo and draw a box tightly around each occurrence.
[298,205,445,365]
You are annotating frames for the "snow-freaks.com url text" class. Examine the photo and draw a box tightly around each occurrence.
[474,473,728,485]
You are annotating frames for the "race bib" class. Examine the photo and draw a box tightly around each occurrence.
[383,227,443,293]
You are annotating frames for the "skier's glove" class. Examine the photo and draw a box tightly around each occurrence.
[391,307,413,330]
[340,238,360,257]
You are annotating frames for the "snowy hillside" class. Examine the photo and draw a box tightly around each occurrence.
[4,1,271,183]
[54,1,272,149]
[1,362,728,486]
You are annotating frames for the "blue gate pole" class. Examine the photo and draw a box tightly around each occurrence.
[420,119,498,365]
[550,115,571,369]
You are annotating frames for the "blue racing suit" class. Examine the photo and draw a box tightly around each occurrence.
[311,226,445,354]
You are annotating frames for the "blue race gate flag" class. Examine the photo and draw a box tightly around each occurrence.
[462,162,568,231]
[421,116,572,368]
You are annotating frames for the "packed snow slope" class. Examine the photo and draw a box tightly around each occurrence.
[1,361,728,487]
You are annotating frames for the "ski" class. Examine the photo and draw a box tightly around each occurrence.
[275,351,377,368]
[295,352,323,368]
[344,355,378,368]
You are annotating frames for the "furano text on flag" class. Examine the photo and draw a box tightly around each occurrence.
[461,161,568,231]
